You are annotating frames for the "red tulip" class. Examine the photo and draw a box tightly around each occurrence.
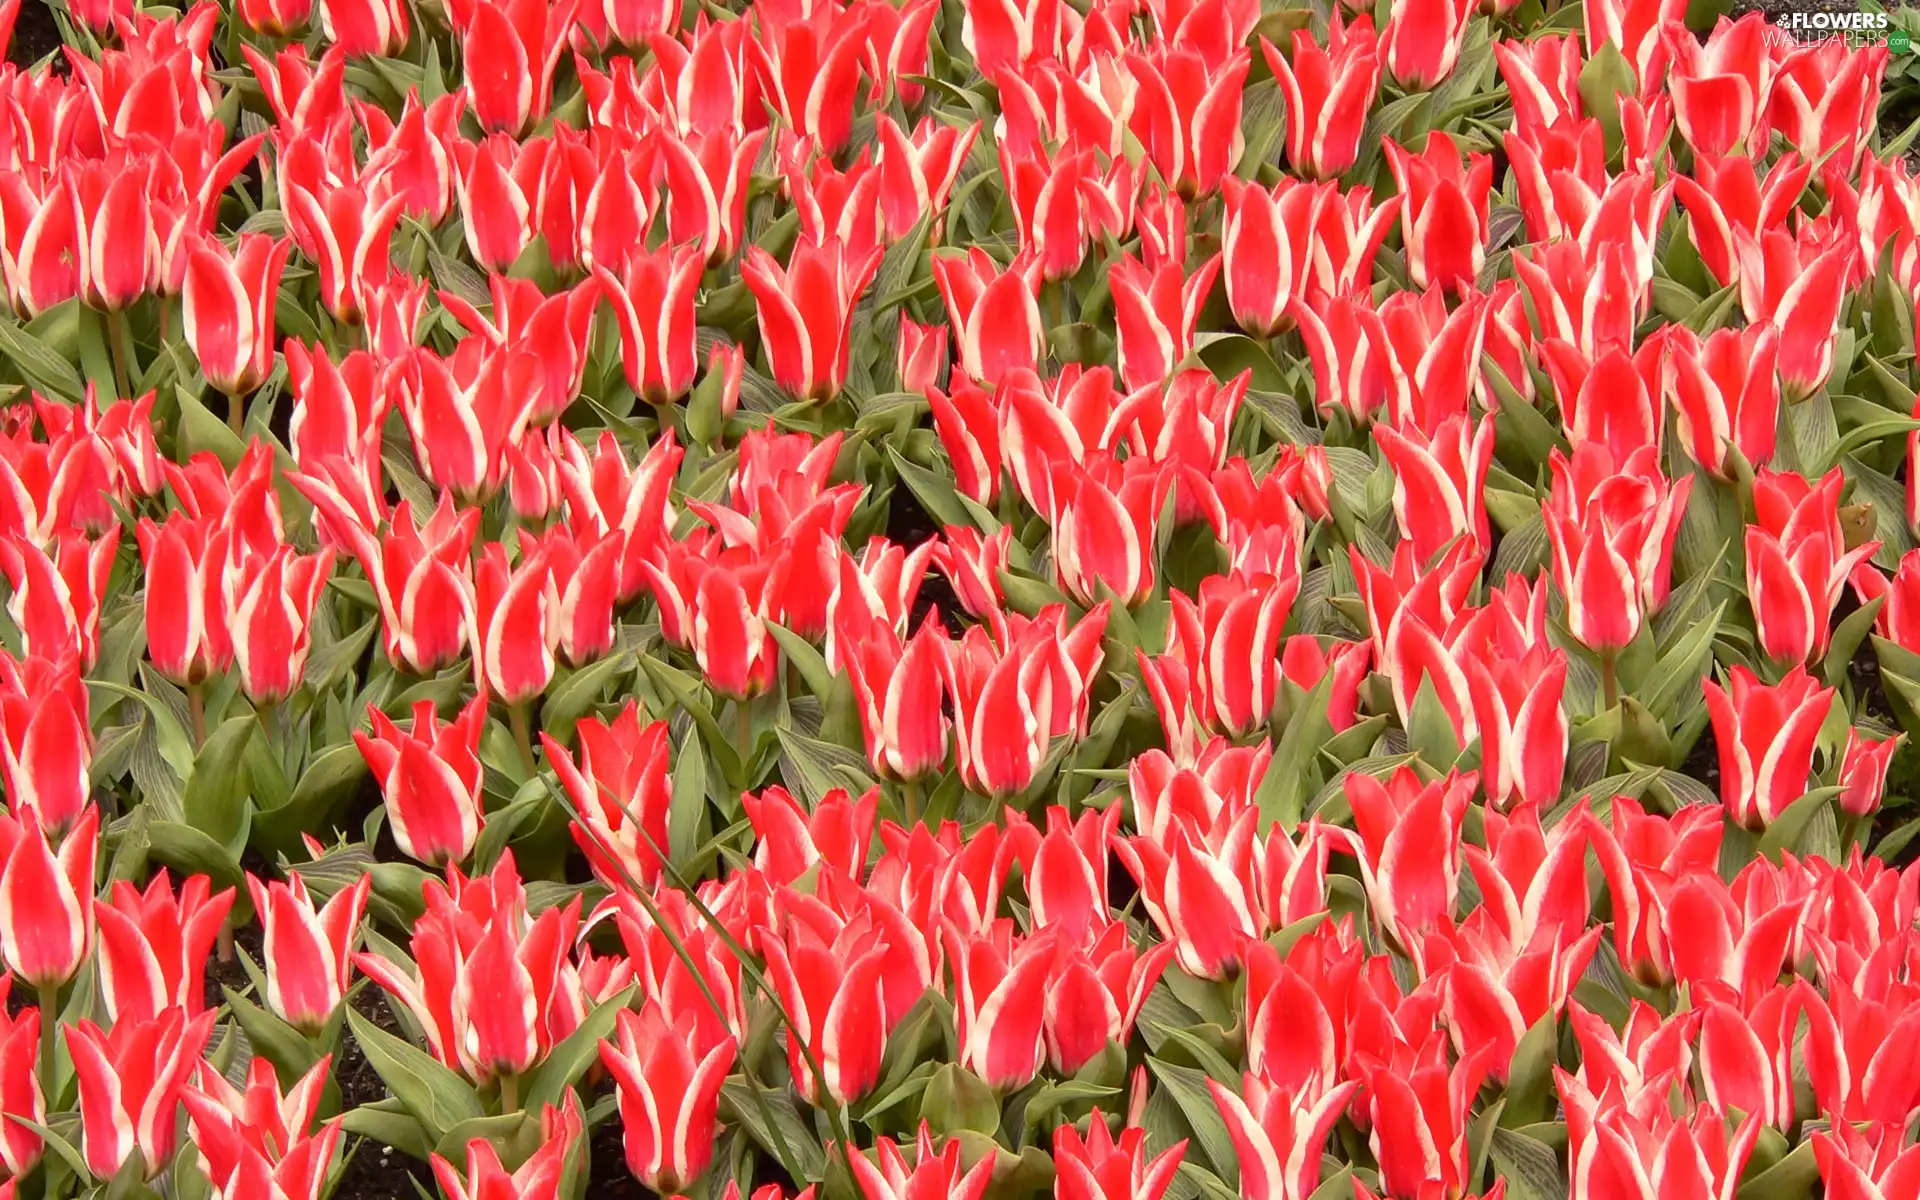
[744,785,878,886]
[0,979,40,1179]
[1839,729,1902,818]
[555,428,683,605]
[1386,0,1475,89]
[247,869,369,1033]
[1665,13,1773,158]
[1673,152,1810,291]
[600,1001,736,1193]
[182,1056,340,1200]
[1560,1081,1758,1200]
[284,182,405,327]
[355,853,586,1084]
[1704,666,1834,831]
[1054,1114,1186,1200]
[1044,924,1173,1075]
[227,546,335,706]
[1583,0,1684,86]
[758,6,868,155]
[1363,1035,1496,1199]
[1126,46,1250,199]
[1542,445,1692,654]
[1162,574,1295,739]
[945,604,1108,799]
[95,870,233,1026]
[932,526,1012,619]
[1376,285,1488,434]
[183,234,291,398]
[1110,252,1222,390]
[597,244,703,406]
[1734,226,1852,401]
[1666,322,1780,479]
[401,343,537,504]
[1375,412,1496,562]
[1210,1072,1357,1200]
[1541,336,1666,461]
[134,514,232,686]
[543,702,672,890]
[432,1099,580,1200]
[948,920,1056,1090]
[1384,132,1492,295]
[1001,146,1132,282]
[0,651,91,839]
[1769,37,1885,176]
[285,343,390,542]
[1495,34,1582,133]
[843,617,951,781]
[1335,767,1474,952]
[67,1006,216,1179]
[1467,646,1569,812]
[761,910,891,1104]
[1262,17,1381,180]
[1746,467,1880,667]
[1220,177,1321,338]
[323,0,410,54]
[1814,1123,1920,1200]
[355,697,487,868]
[898,318,949,396]
[0,806,94,991]
[693,566,780,700]
[337,496,477,675]
[68,160,157,313]
[1296,291,1391,422]
[1052,459,1171,609]
[471,542,557,705]
[1279,636,1370,733]
[446,0,578,136]
[743,237,882,402]
[929,375,1004,506]
[849,1125,995,1200]
[932,247,1045,388]
[0,531,116,672]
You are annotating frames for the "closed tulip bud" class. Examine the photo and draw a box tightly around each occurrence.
[845,619,951,781]
[693,568,779,701]
[898,318,949,397]
[355,697,487,868]
[0,651,92,839]
[67,1007,216,1179]
[744,238,882,402]
[600,1003,735,1193]
[1164,576,1294,739]
[1543,445,1691,654]
[543,702,673,890]
[472,542,558,705]
[95,871,234,1025]
[1375,412,1496,562]
[226,546,334,706]
[933,248,1045,388]
[947,921,1055,1091]
[1220,178,1322,338]
[1467,647,1569,812]
[1054,1114,1186,1200]
[69,161,156,313]
[1209,1073,1356,1200]
[1054,461,1171,609]
[247,869,369,1033]
[1839,729,1902,819]
[183,234,291,398]
[1385,133,1493,295]
[1263,18,1381,180]
[446,0,574,137]
[1297,291,1391,422]
[1110,253,1223,391]
[598,245,704,406]
[0,980,41,1178]
[135,515,233,687]
[929,375,1004,507]
[1384,0,1474,88]
[322,0,411,56]
[0,806,96,990]
[1704,666,1834,830]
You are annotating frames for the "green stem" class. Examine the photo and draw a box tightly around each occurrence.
[35,984,57,1104]
[1601,652,1620,713]
[187,681,207,749]
[736,700,753,765]
[508,703,537,780]
[498,1072,519,1115]
[901,777,923,828]
[228,390,246,436]
[107,309,135,399]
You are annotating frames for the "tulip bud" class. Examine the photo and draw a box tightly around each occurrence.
[247,869,369,1033]
[1703,666,1834,831]
[599,1003,736,1193]
[354,697,487,868]
[0,807,96,990]
[1839,730,1903,818]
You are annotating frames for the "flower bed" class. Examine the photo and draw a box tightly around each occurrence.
[0,0,1914,1196]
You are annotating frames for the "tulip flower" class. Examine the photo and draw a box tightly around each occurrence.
[743,237,883,402]
[183,234,291,398]
[932,248,1045,388]
[543,702,672,889]
[1376,285,1489,435]
[238,0,312,35]
[1261,18,1381,180]
[1055,1114,1186,1200]
[1375,412,1496,562]
[1584,0,1684,85]
[433,1099,581,1200]
[182,1056,339,1200]
[1467,646,1569,812]
[247,870,369,1034]
[1704,666,1834,831]
[1363,1037,1496,1199]
[600,1001,736,1193]
[1220,178,1321,337]
[323,0,410,53]
[1279,636,1370,733]
[0,981,40,1178]
[470,542,557,705]
[898,318,949,396]
[1672,152,1811,291]
[1541,337,1666,462]
[1542,445,1692,655]
[1839,730,1902,818]
[929,375,1004,506]
[1665,14,1773,158]
[401,343,538,504]
[1126,46,1250,198]
[1161,575,1294,739]
[1666,322,1780,480]
[0,806,96,991]
[226,546,335,706]
[445,0,576,136]
[1384,133,1492,294]
[597,244,704,406]
[760,911,891,1104]
[0,652,91,839]
[284,182,405,327]
[94,871,234,1025]
[851,1125,996,1200]
[440,277,598,428]
[1769,37,1885,175]
[690,566,780,700]
[1296,292,1391,421]
[354,697,487,868]
[743,785,876,887]
[134,515,233,687]
[1746,467,1880,668]
[67,161,157,313]
[1110,253,1223,391]
[331,496,477,675]
[1334,767,1475,952]
[945,604,1108,799]
[66,1006,216,1178]
[932,526,1013,619]
[357,854,586,1084]
[1734,227,1852,401]
[1053,460,1172,609]
[1494,34,1582,133]
[1561,1079,1759,1200]
[946,921,1055,1091]
[1210,1073,1357,1200]
[843,617,950,781]
[1814,1123,1920,1200]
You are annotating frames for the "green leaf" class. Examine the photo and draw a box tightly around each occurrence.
[175,383,249,468]
[1636,602,1724,724]
[721,1077,827,1182]
[0,317,84,400]
[184,715,256,858]
[5,1114,91,1183]
[1256,671,1334,828]
[542,650,632,745]
[521,985,636,1113]
[1146,1059,1238,1187]
[346,1006,487,1141]
[91,681,196,785]
[766,623,838,699]
[775,726,878,806]
[1487,1127,1568,1200]
[920,1062,1001,1136]
[1756,787,1842,862]
[340,1100,437,1164]
[1501,1012,1559,1128]
[1736,1136,1817,1200]
[147,820,247,892]
[222,985,324,1082]
[889,447,993,533]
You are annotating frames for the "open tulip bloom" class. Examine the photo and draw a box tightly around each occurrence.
[6,0,1920,1198]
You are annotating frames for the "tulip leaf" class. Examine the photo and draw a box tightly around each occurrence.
[1176,1162,1239,1200]
[345,1006,488,1140]
[521,984,638,1115]
[184,715,256,859]
[0,316,84,401]
[1257,670,1335,828]
[340,1099,438,1164]
[766,622,838,701]
[1735,1135,1818,1200]
[889,447,986,534]
[639,657,743,788]
[920,1062,1002,1137]
[1636,602,1725,726]
[92,680,197,788]
[5,1114,91,1184]
[1486,1127,1568,1200]
[722,1077,828,1182]
[222,985,324,1083]
[542,650,633,746]
[1485,356,1565,467]
[1756,787,1843,863]
[1306,1169,1357,1200]
[1406,676,1463,768]
[147,819,247,892]
[1145,1059,1238,1187]
[775,726,878,808]
[1500,1013,1559,1128]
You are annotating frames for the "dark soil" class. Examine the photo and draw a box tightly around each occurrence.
[6,0,60,68]
[590,1115,649,1199]
[887,479,967,635]
[330,988,436,1200]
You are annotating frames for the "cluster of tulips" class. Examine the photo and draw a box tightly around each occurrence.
[1,0,1920,1194]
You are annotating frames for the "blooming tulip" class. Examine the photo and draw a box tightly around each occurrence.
[183,234,291,398]
[432,1100,579,1200]
[1220,178,1321,337]
[1666,322,1780,479]
[1210,1073,1356,1200]
[1336,767,1475,952]
[1384,133,1492,294]
[1666,14,1773,158]
[0,981,40,1179]
[1703,666,1834,830]
[543,702,672,889]
[742,238,882,403]
[932,248,1045,388]
[1839,730,1902,818]
[227,546,335,706]
[0,807,96,990]
[1375,412,1495,562]
[1126,47,1250,199]
[0,652,91,838]
[1262,18,1381,180]
[1542,445,1691,655]
[1734,228,1852,401]
[247,870,369,1033]
[67,1006,216,1178]
[1055,1114,1186,1200]
[1110,253,1222,391]
[135,515,233,686]
[95,871,234,1025]
[598,244,704,406]
[599,1001,736,1193]
[354,697,487,868]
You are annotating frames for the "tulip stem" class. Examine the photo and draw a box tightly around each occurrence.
[107,309,135,399]
[509,703,538,780]
[227,391,245,435]
[35,984,57,1102]
[187,681,207,748]
[901,777,923,827]
[1601,652,1620,712]
[498,1072,518,1114]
